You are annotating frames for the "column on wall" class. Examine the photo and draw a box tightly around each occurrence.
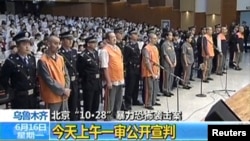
[180,0,195,30]
[194,0,206,32]
[206,0,221,28]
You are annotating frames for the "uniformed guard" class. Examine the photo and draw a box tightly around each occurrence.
[234,25,244,70]
[196,27,206,78]
[0,31,38,109]
[124,29,143,110]
[114,27,125,55]
[228,26,238,68]
[172,31,182,88]
[77,36,101,121]
[58,31,79,121]
[216,26,228,75]
[212,24,221,75]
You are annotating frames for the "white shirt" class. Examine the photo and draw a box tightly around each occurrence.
[99,45,124,86]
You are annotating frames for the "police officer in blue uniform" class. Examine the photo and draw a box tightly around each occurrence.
[58,31,79,120]
[0,31,38,109]
[124,29,143,110]
[77,36,101,121]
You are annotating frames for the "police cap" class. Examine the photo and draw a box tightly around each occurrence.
[128,28,138,35]
[114,27,123,33]
[85,36,97,44]
[59,31,74,39]
[13,31,31,43]
[147,28,156,35]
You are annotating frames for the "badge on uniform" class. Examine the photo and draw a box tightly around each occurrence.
[28,89,33,95]
[27,76,30,80]
[71,76,76,81]
[96,74,100,78]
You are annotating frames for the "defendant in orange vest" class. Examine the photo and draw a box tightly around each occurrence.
[99,32,124,121]
[141,33,160,110]
[37,35,71,121]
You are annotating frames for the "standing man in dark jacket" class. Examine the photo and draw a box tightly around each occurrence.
[228,26,238,68]
[196,27,206,78]
[212,24,221,74]
[124,29,143,110]
[242,21,249,52]
[58,31,79,121]
[77,36,101,121]
[172,31,182,88]
[0,31,38,109]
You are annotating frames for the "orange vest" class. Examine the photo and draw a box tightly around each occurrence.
[38,54,66,104]
[141,44,160,77]
[202,34,215,57]
[103,45,124,82]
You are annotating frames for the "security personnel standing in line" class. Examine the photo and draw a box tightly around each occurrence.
[114,27,125,55]
[172,31,183,88]
[58,31,79,121]
[212,24,221,74]
[77,36,101,121]
[196,27,207,78]
[124,29,143,110]
[0,31,38,109]
[229,26,239,68]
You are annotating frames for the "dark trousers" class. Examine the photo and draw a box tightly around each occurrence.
[124,67,140,108]
[189,63,194,80]
[68,81,79,121]
[173,61,182,87]
[11,91,37,109]
[159,69,163,92]
[197,55,203,78]
[212,51,218,73]
[244,38,248,51]
[229,46,235,67]
[83,88,100,121]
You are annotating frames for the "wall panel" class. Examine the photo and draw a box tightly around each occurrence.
[181,11,194,30]
[107,2,180,28]
[180,0,195,12]
[221,0,238,26]
[206,0,221,14]
[91,3,105,17]
[195,13,206,31]
[237,0,250,11]
[206,14,221,28]
[195,0,206,13]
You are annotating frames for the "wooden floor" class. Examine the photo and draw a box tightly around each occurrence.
[226,84,250,121]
